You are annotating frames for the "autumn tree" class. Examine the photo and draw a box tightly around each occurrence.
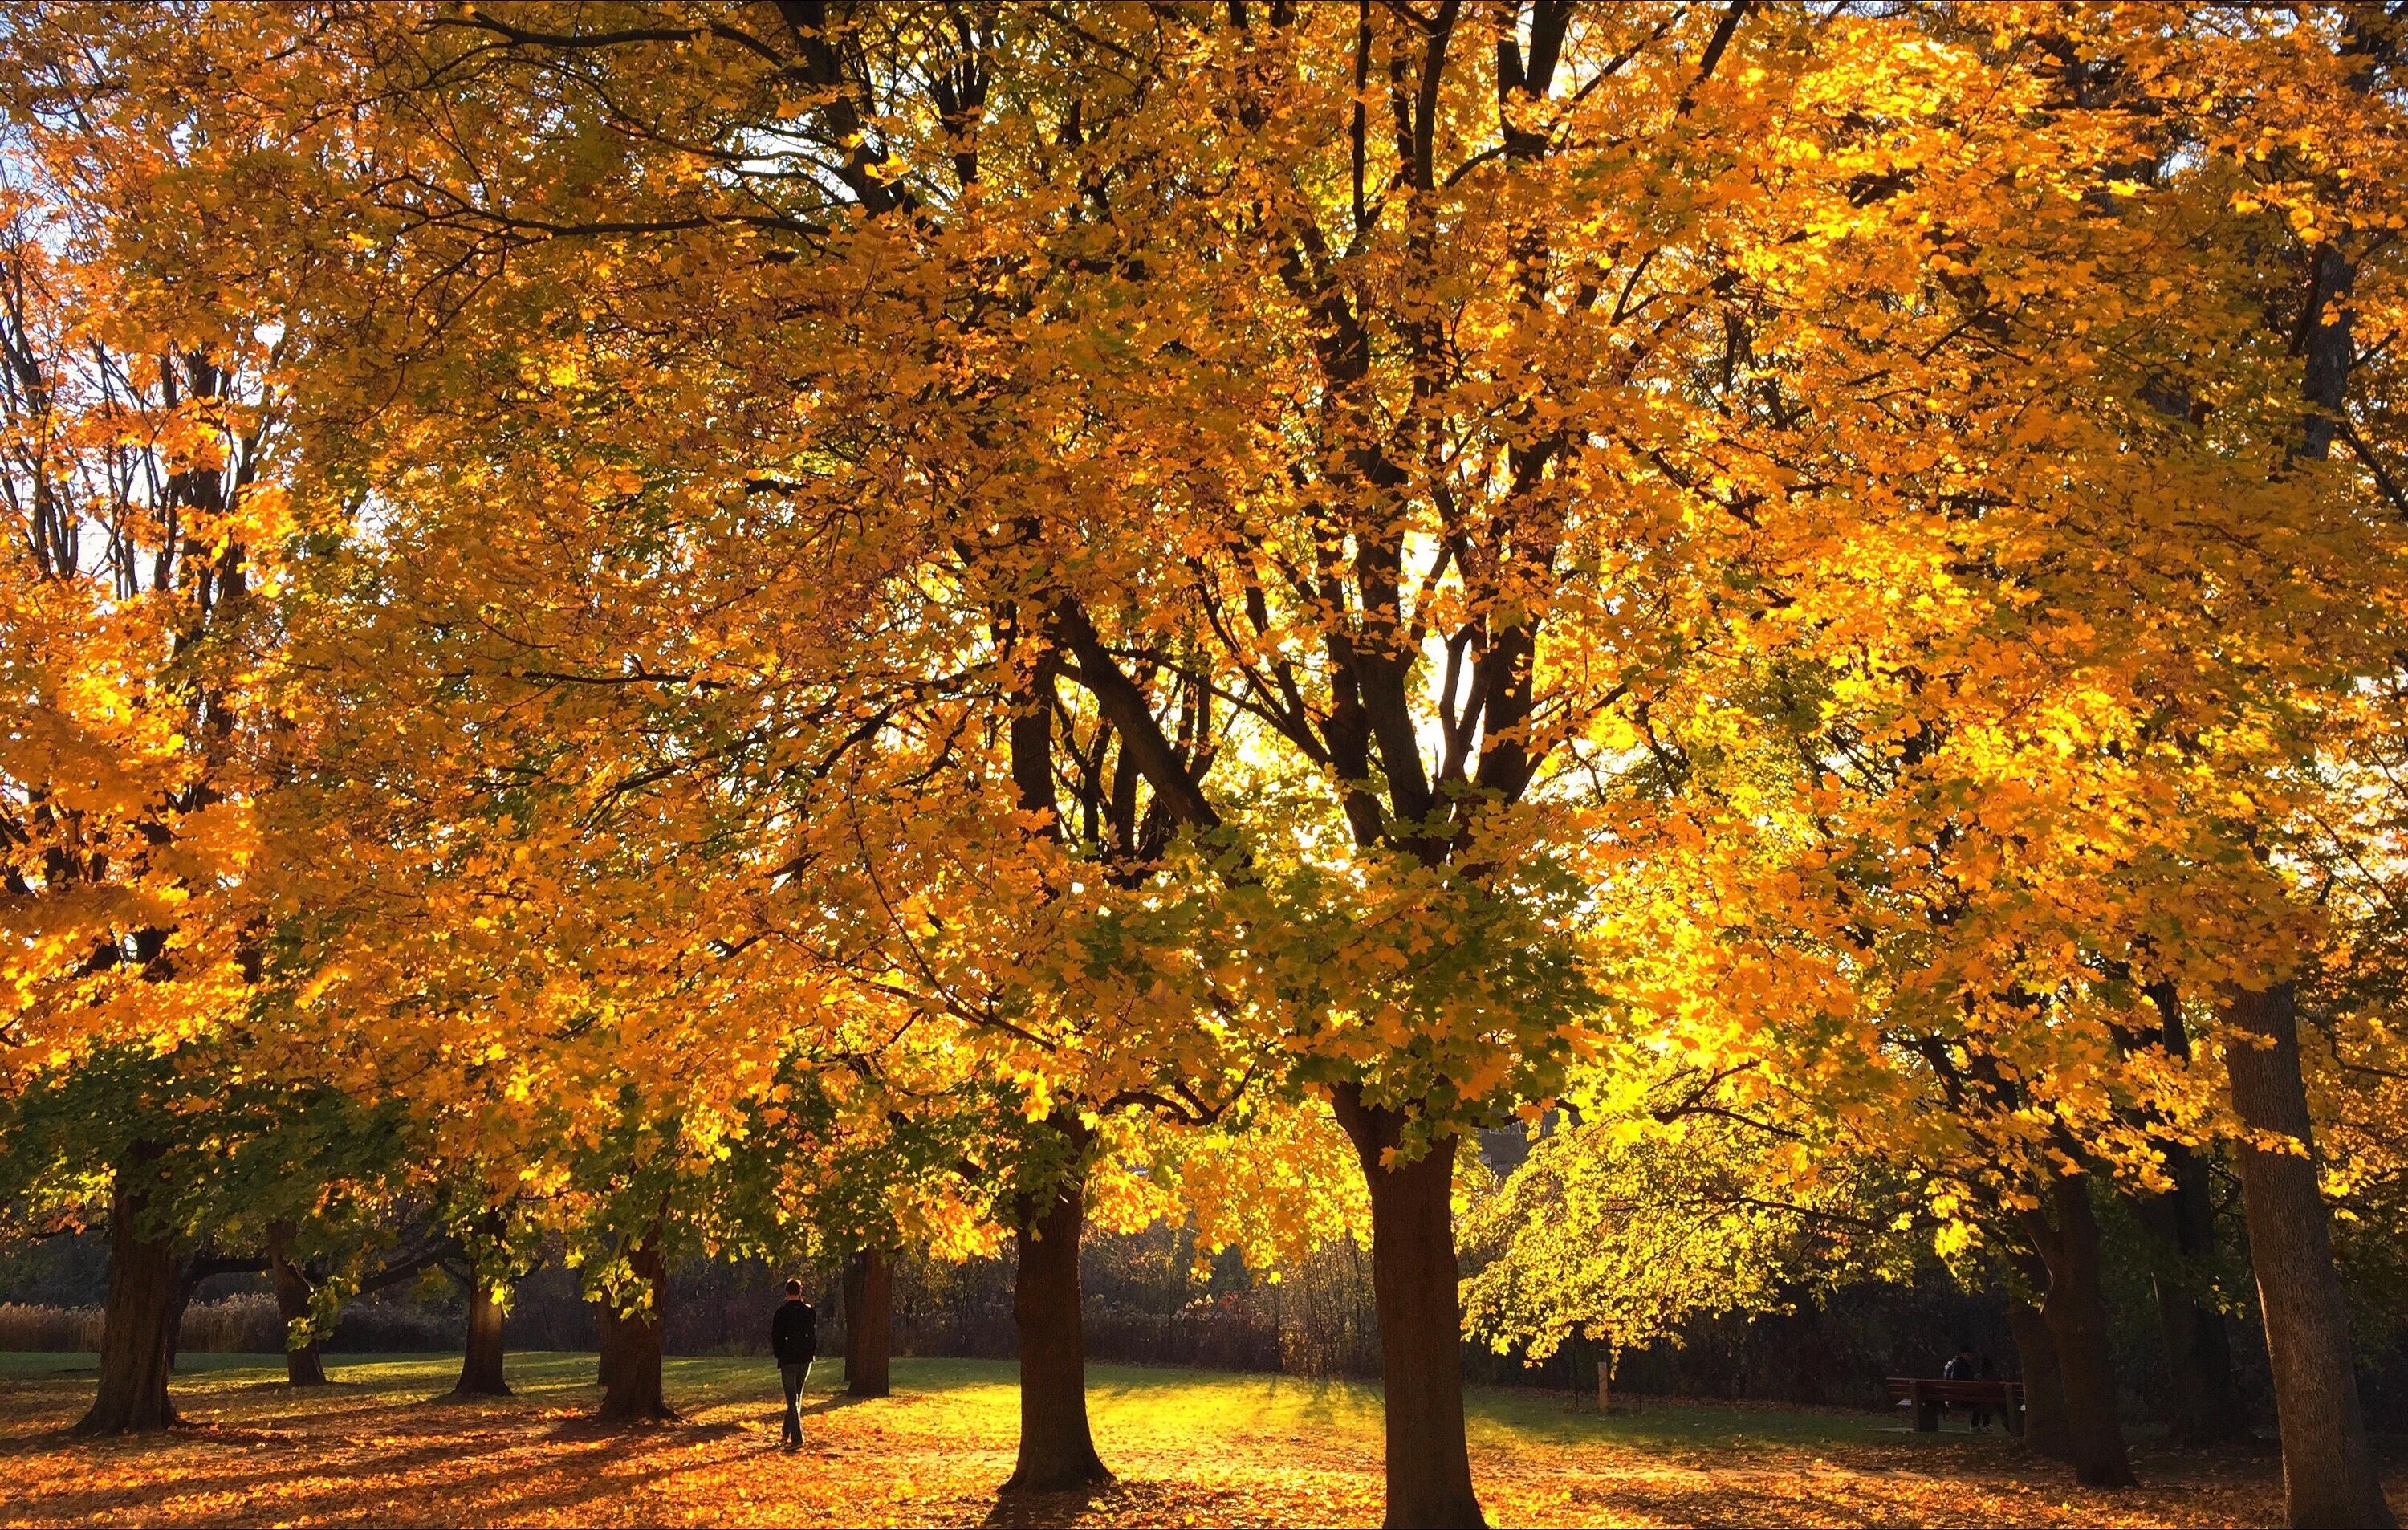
[100,0,1291,1483]
[13,9,2404,1529]
[0,87,311,1430]
[1641,8,2408,1514]
[1462,1078,1909,1405]
[2134,12,2408,1523]
[955,4,2241,1517]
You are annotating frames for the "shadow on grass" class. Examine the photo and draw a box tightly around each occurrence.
[234,1379,369,1394]
[416,1388,527,1408]
[980,1480,1129,1529]
[542,1413,745,1444]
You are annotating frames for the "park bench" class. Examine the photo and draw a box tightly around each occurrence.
[1885,1376,2024,1434]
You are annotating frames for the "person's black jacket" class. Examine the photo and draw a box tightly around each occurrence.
[772,1300,816,1365]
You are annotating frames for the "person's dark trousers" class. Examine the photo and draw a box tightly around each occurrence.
[781,1361,808,1446]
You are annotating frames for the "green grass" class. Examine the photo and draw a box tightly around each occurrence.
[0,1349,1910,1455]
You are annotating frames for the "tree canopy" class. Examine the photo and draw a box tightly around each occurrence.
[3,5,2406,1528]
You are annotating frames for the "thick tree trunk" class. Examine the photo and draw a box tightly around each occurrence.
[844,1247,893,1399]
[455,1280,510,1397]
[1006,1117,1109,1492]
[2010,1300,2070,1459]
[2224,982,2396,1528]
[266,1221,328,1388]
[596,1231,674,1423]
[2021,1176,2135,1488]
[76,1150,184,1436]
[2235,133,2405,1529]
[1332,1085,1487,1530]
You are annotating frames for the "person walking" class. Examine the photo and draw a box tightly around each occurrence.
[772,1278,816,1451]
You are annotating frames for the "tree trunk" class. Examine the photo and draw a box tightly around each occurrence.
[2010,1300,2070,1459]
[2133,1147,2246,1446]
[1005,1117,1110,1492]
[76,1148,184,1436]
[2233,123,2404,1528]
[2224,982,2397,1528]
[844,1247,893,1399]
[266,1221,328,1388]
[1332,1084,1487,1530]
[455,1279,510,1397]
[2136,982,2247,1446]
[594,1299,616,1392]
[2021,1175,2136,1488]
[596,1231,674,1422]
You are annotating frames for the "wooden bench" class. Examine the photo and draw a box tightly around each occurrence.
[1885,1377,2024,1434]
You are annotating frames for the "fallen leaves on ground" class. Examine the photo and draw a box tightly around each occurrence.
[0,1356,2385,1528]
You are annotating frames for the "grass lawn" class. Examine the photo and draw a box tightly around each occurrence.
[0,1351,2380,1527]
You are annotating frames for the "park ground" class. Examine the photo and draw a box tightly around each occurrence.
[2,1353,2400,1528]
